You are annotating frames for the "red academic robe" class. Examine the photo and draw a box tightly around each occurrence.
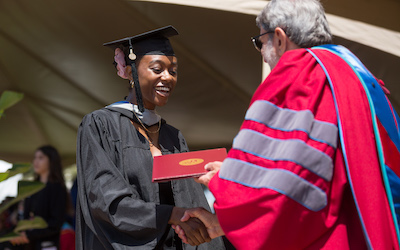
[209,45,400,249]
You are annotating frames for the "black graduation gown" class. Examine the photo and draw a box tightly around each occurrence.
[23,181,67,249]
[76,106,225,250]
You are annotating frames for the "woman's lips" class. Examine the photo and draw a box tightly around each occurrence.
[155,86,171,97]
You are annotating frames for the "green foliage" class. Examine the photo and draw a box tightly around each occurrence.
[0,91,24,118]
[14,216,48,232]
[0,232,20,243]
[0,163,31,182]
[0,177,47,243]
[0,181,45,214]
[0,173,7,183]
[0,91,48,242]
[0,217,48,243]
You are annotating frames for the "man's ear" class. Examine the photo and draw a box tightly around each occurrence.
[274,27,288,57]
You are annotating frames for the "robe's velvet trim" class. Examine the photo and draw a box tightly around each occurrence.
[308,45,400,248]
[220,158,327,211]
[245,100,338,148]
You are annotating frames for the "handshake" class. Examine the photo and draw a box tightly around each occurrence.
[169,206,224,246]
[169,161,224,246]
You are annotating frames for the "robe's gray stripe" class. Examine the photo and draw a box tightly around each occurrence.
[233,129,333,181]
[245,100,338,148]
[220,158,327,211]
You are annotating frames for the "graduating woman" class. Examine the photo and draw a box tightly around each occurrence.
[75,26,226,249]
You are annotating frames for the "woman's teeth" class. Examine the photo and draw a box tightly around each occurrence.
[155,86,170,96]
[155,86,170,92]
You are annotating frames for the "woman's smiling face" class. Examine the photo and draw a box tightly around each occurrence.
[136,54,178,110]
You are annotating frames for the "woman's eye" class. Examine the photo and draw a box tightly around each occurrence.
[152,68,162,73]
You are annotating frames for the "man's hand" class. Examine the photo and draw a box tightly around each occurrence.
[172,207,224,244]
[195,161,222,188]
[169,207,211,246]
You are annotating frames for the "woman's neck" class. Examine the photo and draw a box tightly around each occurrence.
[40,172,49,183]
[126,92,137,105]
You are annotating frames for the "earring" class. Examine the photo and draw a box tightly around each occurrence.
[130,80,134,89]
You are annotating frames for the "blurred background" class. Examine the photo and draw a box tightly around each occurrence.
[0,0,399,194]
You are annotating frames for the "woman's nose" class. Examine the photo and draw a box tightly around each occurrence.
[161,70,172,81]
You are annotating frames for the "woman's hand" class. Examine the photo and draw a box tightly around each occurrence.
[169,207,211,246]
[10,231,29,246]
[172,207,224,244]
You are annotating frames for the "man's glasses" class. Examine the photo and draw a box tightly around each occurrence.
[251,31,274,51]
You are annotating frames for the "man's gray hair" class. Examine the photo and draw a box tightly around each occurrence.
[256,0,332,48]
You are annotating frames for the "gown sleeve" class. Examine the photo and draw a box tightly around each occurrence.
[76,111,173,245]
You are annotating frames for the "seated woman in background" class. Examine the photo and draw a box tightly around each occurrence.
[11,145,68,250]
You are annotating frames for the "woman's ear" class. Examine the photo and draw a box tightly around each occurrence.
[114,48,130,80]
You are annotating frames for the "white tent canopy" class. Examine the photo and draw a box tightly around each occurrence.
[142,0,400,55]
[0,0,399,165]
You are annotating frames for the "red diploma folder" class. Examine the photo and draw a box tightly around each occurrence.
[152,148,227,182]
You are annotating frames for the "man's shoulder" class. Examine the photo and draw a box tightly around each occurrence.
[279,44,340,63]
[274,48,316,72]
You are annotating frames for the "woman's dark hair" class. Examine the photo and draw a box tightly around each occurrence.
[34,145,65,187]
[34,145,74,220]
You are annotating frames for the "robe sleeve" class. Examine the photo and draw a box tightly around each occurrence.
[76,111,173,245]
[209,50,348,249]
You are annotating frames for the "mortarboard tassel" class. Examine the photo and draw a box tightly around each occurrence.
[128,41,144,112]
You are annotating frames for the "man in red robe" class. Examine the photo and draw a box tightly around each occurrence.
[173,0,400,249]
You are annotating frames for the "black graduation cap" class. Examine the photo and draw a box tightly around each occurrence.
[103,25,179,112]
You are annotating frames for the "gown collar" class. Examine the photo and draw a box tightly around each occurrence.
[107,101,161,126]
